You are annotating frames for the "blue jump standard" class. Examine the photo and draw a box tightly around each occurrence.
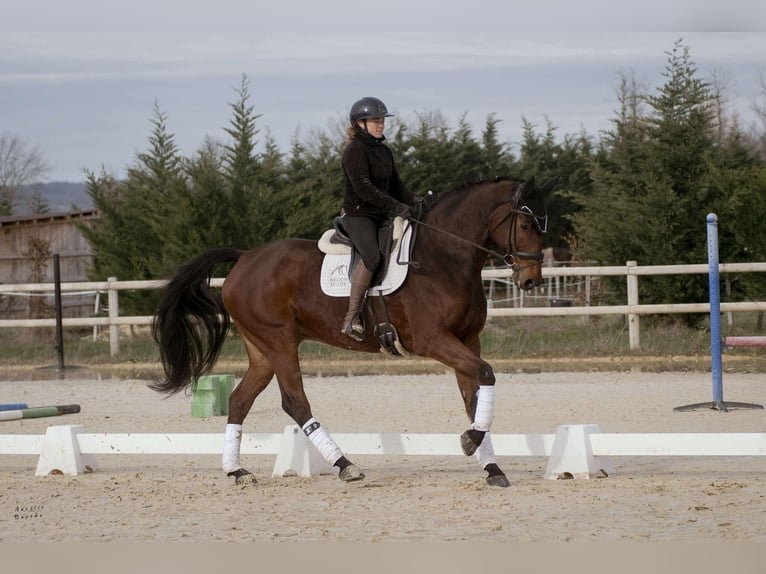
[674,214,763,412]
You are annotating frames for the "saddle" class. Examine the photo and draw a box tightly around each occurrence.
[317,215,414,357]
[317,216,355,254]
[317,215,412,296]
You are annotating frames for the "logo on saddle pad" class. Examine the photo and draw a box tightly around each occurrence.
[318,217,413,297]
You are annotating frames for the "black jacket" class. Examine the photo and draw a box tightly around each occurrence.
[341,128,416,219]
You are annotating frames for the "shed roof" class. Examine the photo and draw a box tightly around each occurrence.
[0,209,99,228]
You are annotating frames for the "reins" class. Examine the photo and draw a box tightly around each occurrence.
[410,199,546,270]
[411,218,508,262]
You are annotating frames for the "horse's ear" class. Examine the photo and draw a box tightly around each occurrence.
[519,176,536,197]
[539,176,559,194]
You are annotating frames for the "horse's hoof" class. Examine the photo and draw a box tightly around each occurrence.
[486,474,511,488]
[460,429,485,456]
[227,468,258,486]
[338,464,365,482]
[236,473,258,486]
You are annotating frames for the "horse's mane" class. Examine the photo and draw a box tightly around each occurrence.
[428,176,524,210]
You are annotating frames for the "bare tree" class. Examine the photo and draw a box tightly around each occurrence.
[708,66,733,142]
[23,237,53,319]
[753,67,766,160]
[0,132,51,216]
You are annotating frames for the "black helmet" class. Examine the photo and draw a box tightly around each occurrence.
[349,97,393,125]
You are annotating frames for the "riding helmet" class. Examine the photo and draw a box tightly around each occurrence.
[349,97,394,125]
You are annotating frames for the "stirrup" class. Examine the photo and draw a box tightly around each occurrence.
[341,317,365,342]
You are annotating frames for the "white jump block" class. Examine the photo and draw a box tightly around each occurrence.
[544,424,614,480]
[271,425,334,478]
[35,425,99,476]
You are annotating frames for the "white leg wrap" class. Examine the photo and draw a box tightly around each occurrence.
[302,418,343,465]
[471,385,495,432]
[222,423,243,474]
[474,432,497,468]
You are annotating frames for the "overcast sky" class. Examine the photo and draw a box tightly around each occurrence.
[2,2,766,182]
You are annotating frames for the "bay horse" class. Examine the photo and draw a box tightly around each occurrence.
[150,175,556,487]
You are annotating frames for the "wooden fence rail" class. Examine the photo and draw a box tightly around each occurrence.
[2,262,765,355]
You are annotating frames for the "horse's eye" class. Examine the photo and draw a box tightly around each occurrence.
[520,221,530,231]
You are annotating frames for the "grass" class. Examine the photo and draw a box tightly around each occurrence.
[1,313,764,378]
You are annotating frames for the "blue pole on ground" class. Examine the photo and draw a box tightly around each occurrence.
[0,404,28,411]
[707,213,724,405]
[0,404,80,422]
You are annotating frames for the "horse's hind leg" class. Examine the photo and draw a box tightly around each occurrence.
[223,337,275,486]
[269,344,365,483]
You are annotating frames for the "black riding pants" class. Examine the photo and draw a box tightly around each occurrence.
[342,214,382,273]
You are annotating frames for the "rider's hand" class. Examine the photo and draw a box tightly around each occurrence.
[392,202,412,219]
[413,191,433,208]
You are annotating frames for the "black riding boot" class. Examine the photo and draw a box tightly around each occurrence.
[341,263,374,342]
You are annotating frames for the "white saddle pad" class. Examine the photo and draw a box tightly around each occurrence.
[319,221,414,297]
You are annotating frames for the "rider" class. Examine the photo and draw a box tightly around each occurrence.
[340,96,421,342]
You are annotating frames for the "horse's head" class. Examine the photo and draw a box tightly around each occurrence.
[489,176,557,290]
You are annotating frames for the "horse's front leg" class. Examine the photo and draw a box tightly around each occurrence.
[420,333,510,487]
[459,376,495,456]
[454,370,510,487]
[429,337,496,455]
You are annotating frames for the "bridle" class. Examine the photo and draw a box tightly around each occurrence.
[410,189,547,273]
[500,197,548,270]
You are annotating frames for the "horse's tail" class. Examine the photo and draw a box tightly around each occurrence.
[149,248,244,396]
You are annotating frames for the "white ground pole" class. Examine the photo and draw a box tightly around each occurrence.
[1,424,764,479]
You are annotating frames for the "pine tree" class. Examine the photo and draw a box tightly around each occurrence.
[517,118,592,249]
[392,111,455,195]
[481,114,515,177]
[570,40,726,320]
[78,170,145,304]
[729,166,766,300]
[255,130,289,241]
[127,103,188,279]
[221,75,262,248]
[448,113,485,182]
[178,136,232,255]
[281,132,344,239]
[642,40,718,312]
[644,40,716,201]
[80,105,187,312]
[570,73,650,268]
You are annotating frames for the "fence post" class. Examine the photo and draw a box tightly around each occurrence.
[626,261,640,350]
[52,254,65,370]
[107,277,119,357]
